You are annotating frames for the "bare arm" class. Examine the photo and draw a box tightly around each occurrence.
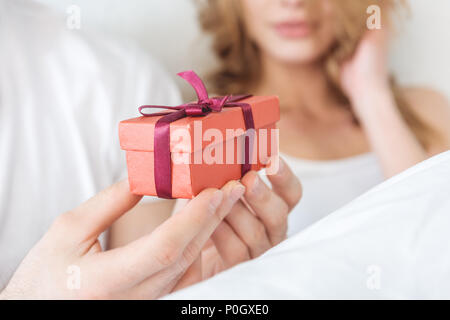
[340,30,450,177]
[402,87,450,156]
[352,86,425,177]
[352,86,450,177]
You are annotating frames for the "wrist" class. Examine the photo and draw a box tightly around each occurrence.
[350,84,397,120]
[348,80,391,104]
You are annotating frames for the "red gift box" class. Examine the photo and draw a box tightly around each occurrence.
[119,71,280,199]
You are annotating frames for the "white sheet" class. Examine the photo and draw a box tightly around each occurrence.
[165,151,450,299]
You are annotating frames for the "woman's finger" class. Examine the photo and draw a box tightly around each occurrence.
[241,171,289,245]
[266,157,302,210]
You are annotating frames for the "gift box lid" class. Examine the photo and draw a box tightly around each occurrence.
[119,95,279,153]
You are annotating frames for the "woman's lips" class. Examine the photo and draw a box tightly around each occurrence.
[274,21,312,38]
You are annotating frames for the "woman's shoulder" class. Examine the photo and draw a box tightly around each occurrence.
[401,86,449,110]
[400,86,450,153]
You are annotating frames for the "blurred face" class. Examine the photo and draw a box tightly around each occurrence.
[241,0,336,65]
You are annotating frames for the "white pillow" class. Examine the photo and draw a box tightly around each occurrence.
[165,151,450,299]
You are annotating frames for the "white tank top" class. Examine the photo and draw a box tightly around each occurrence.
[265,153,385,236]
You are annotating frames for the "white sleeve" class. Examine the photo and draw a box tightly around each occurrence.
[164,151,450,299]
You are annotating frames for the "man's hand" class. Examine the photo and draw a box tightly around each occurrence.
[173,157,302,290]
[0,180,244,299]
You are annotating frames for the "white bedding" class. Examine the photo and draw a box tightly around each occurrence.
[165,151,450,299]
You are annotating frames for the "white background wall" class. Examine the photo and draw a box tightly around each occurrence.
[36,0,450,99]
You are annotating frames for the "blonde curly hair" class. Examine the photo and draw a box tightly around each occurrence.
[197,0,434,146]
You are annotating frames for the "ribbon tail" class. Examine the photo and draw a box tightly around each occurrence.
[154,109,186,199]
[239,103,255,177]
[227,94,253,103]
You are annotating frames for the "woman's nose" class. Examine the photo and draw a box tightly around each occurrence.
[280,0,304,8]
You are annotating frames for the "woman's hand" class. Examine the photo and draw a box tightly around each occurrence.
[339,29,429,177]
[340,29,391,115]
[0,180,244,299]
[172,157,302,290]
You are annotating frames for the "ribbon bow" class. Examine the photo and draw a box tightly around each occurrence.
[139,70,255,199]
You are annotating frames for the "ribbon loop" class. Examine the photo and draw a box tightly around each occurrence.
[139,71,255,199]
[177,70,210,102]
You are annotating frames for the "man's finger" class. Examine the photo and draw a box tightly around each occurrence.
[69,179,143,242]
[93,188,222,289]
[266,157,302,210]
[211,221,251,267]
[241,171,288,245]
[138,181,246,297]
[176,181,246,269]
[99,182,243,287]
[171,256,202,292]
[224,201,272,258]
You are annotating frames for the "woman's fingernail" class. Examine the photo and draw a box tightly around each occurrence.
[209,190,224,212]
[230,183,245,203]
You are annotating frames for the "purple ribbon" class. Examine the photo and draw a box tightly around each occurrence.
[139,70,255,199]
